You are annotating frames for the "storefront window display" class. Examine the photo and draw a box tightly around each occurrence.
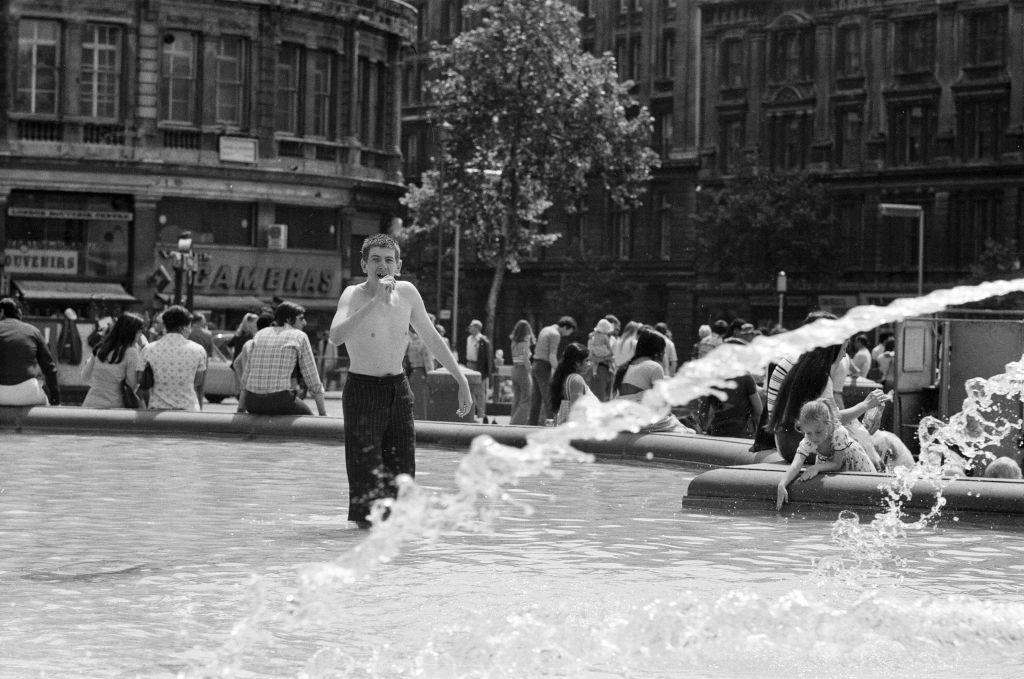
[4,191,132,279]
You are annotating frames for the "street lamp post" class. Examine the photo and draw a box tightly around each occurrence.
[776,270,787,328]
[171,230,195,310]
[878,203,925,297]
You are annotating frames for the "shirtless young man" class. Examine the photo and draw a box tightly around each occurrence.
[330,233,472,528]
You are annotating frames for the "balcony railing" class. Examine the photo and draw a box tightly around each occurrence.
[17,119,62,142]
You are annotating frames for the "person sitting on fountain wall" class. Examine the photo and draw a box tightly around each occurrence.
[777,398,876,509]
[237,302,326,417]
[138,305,207,411]
[330,233,472,529]
[550,342,595,426]
[0,297,60,406]
[768,342,888,467]
[612,326,693,434]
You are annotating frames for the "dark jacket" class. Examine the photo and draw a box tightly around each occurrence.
[0,318,61,404]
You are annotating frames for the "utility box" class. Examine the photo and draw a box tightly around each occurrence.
[426,366,479,422]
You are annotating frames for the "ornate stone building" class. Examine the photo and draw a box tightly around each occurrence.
[698,0,1024,324]
[0,0,413,330]
[405,0,1024,348]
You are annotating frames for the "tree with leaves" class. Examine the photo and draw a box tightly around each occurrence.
[401,0,658,339]
[691,159,837,287]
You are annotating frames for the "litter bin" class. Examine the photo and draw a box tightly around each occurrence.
[426,366,479,422]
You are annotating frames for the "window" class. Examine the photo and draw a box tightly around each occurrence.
[403,131,421,178]
[612,209,632,259]
[834,199,869,271]
[615,41,627,80]
[275,45,301,134]
[578,0,593,17]
[161,31,197,124]
[767,112,811,170]
[835,108,863,168]
[630,38,642,81]
[952,193,1001,268]
[359,57,385,147]
[889,100,937,165]
[443,0,462,39]
[653,110,673,157]
[16,19,60,115]
[214,37,246,127]
[659,32,675,79]
[80,24,121,119]
[657,194,672,260]
[310,51,334,138]
[896,18,934,73]
[836,25,862,77]
[721,39,744,88]
[719,117,745,173]
[619,0,628,14]
[965,10,1006,67]
[959,97,1007,161]
[770,30,811,82]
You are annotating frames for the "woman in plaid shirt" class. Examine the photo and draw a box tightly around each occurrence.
[237,302,327,416]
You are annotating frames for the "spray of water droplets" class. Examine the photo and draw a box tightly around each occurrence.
[186,278,1024,677]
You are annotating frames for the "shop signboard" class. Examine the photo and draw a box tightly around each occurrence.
[218,136,258,163]
[157,245,343,299]
[3,247,79,274]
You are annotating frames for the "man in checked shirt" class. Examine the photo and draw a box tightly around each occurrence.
[330,233,472,529]
[237,301,327,416]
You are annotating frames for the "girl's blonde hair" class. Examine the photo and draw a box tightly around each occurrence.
[797,398,839,428]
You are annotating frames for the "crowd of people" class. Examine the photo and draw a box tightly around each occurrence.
[4,245,1023,525]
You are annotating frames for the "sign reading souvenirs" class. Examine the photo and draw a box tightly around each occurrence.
[3,247,79,274]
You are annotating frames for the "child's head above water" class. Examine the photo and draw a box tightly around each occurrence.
[796,398,839,445]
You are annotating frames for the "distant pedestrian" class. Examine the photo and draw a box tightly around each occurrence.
[138,305,207,411]
[850,334,871,379]
[465,319,492,422]
[0,297,60,406]
[612,321,642,370]
[189,312,214,357]
[586,318,616,401]
[654,322,678,376]
[692,324,713,359]
[81,312,146,409]
[529,316,577,425]
[406,326,434,419]
[508,319,535,425]
[228,313,259,360]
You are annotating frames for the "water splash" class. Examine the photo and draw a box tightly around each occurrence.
[187,277,1024,677]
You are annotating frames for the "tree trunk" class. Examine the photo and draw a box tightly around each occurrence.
[485,254,505,346]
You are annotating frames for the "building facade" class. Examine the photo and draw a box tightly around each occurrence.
[699,0,1024,326]
[0,0,413,332]
[405,0,1024,349]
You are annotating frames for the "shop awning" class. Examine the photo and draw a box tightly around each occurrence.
[273,296,339,313]
[13,279,138,303]
[158,293,269,311]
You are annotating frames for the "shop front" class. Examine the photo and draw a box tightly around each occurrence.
[154,245,343,332]
[2,190,138,318]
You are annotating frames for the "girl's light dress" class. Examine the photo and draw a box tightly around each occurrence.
[796,424,875,472]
